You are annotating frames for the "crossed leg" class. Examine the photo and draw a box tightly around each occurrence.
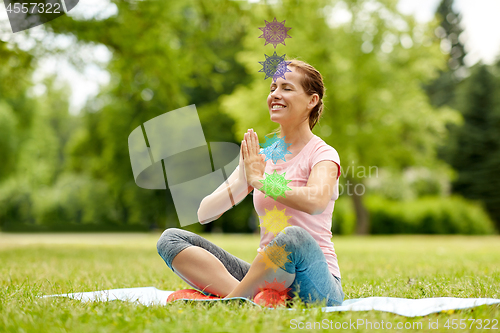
[157,226,344,305]
[224,252,295,299]
[157,228,250,297]
[170,246,240,297]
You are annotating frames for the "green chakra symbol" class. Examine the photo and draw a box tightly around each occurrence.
[259,170,292,200]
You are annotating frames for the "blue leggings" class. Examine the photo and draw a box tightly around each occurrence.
[157,226,344,306]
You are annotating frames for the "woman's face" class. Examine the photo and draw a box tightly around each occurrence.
[267,66,318,128]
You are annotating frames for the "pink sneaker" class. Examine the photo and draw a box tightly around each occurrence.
[253,288,290,308]
[167,289,220,302]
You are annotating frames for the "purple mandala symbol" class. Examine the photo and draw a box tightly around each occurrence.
[259,52,290,82]
[259,17,292,48]
[273,61,292,82]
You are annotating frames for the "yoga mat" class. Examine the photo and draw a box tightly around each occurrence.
[43,287,500,317]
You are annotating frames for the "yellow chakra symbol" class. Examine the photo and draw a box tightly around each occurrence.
[259,206,292,237]
[258,243,292,272]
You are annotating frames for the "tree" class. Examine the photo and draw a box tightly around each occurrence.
[0,40,38,229]
[445,64,500,230]
[425,0,468,108]
[0,41,36,182]
[40,0,255,231]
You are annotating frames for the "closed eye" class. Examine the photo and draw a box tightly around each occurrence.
[270,87,292,92]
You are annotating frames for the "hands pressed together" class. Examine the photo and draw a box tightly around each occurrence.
[240,129,266,189]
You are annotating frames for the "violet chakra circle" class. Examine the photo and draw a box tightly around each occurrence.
[259,17,292,48]
[272,60,292,82]
[259,52,291,82]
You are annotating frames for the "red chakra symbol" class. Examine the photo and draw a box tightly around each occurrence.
[254,278,291,307]
[261,277,291,293]
[258,17,292,48]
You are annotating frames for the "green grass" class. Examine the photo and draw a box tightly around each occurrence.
[1,233,499,332]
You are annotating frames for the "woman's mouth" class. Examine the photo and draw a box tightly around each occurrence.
[271,105,286,111]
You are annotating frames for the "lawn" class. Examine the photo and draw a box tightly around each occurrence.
[1,232,499,332]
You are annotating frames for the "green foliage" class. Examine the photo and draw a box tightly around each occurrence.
[0,102,18,180]
[33,174,116,227]
[2,0,489,235]
[425,0,468,108]
[365,163,457,201]
[0,77,79,230]
[0,41,36,183]
[332,194,495,235]
[36,0,255,231]
[425,2,500,232]
[435,0,466,70]
[0,177,34,228]
[367,195,496,235]
[442,64,500,231]
[332,196,356,235]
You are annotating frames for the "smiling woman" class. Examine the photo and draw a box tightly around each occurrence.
[266,60,325,139]
[157,60,344,307]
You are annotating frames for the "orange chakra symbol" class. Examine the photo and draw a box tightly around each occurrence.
[258,243,292,272]
[259,206,292,237]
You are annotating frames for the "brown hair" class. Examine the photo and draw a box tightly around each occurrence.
[267,59,325,136]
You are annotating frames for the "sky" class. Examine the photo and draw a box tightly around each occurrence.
[1,0,500,113]
[397,0,500,66]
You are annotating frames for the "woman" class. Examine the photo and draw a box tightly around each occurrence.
[157,60,344,306]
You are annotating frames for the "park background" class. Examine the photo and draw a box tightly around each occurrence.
[1,0,500,236]
[1,1,500,332]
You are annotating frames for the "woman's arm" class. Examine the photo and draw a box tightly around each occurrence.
[242,129,338,215]
[253,160,338,215]
[197,146,253,224]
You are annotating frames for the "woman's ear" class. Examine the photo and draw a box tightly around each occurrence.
[308,94,320,110]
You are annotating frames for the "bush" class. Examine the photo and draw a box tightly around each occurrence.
[366,195,496,235]
[31,173,118,227]
[0,173,131,231]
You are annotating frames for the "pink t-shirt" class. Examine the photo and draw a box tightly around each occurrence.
[254,134,341,278]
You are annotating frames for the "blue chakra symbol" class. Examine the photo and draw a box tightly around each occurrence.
[259,52,291,82]
[273,60,292,82]
[259,17,292,49]
[260,135,292,164]
[260,133,280,149]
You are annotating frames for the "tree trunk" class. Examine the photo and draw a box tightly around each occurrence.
[353,188,370,235]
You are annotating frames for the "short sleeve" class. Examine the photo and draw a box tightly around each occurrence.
[311,145,341,179]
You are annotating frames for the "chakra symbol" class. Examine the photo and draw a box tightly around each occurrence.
[255,279,291,307]
[258,243,292,272]
[260,133,280,149]
[259,17,292,48]
[259,52,291,82]
[260,135,292,164]
[273,60,292,82]
[261,278,291,294]
[259,170,292,200]
[259,206,292,237]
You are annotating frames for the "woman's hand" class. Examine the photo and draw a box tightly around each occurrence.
[241,129,266,188]
[238,142,246,183]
